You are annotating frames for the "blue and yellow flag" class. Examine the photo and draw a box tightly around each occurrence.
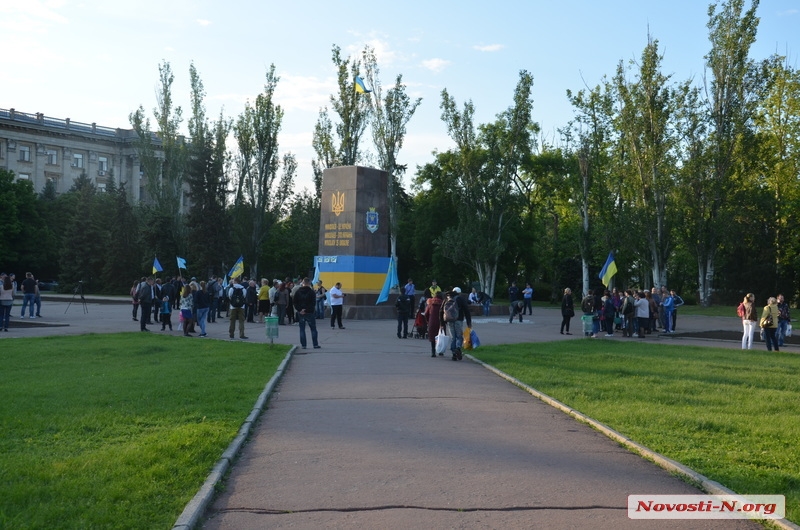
[228,255,244,280]
[176,256,187,270]
[599,252,618,287]
[355,76,372,94]
[152,257,163,274]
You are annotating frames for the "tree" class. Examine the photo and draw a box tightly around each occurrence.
[185,63,232,278]
[433,71,537,298]
[614,36,682,288]
[692,0,761,305]
[362,46,422,264]
[232,64,295,278]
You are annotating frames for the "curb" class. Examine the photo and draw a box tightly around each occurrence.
[466,353,800,530]
[171,346,296,530]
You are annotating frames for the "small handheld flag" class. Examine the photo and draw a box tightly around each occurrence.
[228,255,244,279]
[355,76,372,94]
[152,257,163,274]
[599,252,618,287]
[176,256,187,270]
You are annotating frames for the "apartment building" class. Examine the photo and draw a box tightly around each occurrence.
[0,107,163,202]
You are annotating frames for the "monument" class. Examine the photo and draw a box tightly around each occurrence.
[314,166,393,314]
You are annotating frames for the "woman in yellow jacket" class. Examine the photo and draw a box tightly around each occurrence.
[760,296,781,352]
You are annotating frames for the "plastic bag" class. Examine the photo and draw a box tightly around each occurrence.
[462,327,472,350]
[470,328,480,349]
[787,323,793,338]
[435,328,450,354]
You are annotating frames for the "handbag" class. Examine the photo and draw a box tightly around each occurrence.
[462,327,472,350]
[470,328,480,349]
[435,328,450,354]
[760,313,773,328]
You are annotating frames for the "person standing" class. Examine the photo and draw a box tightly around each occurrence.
[245,279,258,323]
[257,278,271,321]
[160,278,177,322]
[661,289,675,333]
[33,280,42,317]
[670,289,684,331]
[0,274,14,332]
[395,288,413,339]
[760,296,780,352]
[428,279,442,298]
[634,291,649,338]
[425,291,444,357]
[20,272,37,318]
[130,279,141,321]
[441,287,472,360]
[602,290,615,336]
[137,277,156,332]
[206,277,218,323]
[329,282,345,329]
[776,293,791,347]
[160,296,173,331]
[179,285,195,337]
[314,280,327,319]
[194,281,210,337]
[580,289,595,337]
[274,282,288,325]
[522,283,534,315]
[294,277,321,350]
[227,278,248,340]
[738,293,758,349]
[404,278,415,297]
[560,288,574,335]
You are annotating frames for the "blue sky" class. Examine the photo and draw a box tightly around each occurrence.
[1,0,798,191]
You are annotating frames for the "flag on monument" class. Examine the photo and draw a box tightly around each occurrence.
[176,256,187,270]
[152,257,163,274]
[228,256,244,279]
[376,257,399,305]
[355,76,372,94]
[599,252,618,287]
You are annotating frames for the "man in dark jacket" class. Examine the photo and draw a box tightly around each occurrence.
[440,287,472,361]
[294,277,321,350]
[395,290,413,338]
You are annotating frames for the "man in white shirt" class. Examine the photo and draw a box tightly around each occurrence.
[329,282,345,329]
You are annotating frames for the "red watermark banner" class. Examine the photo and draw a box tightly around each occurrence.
[628,494,785,520]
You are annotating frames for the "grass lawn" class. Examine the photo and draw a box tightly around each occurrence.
[470,340,800,524]
[0,333,288,529]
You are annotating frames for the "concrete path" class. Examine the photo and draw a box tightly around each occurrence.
[3,298,784,528]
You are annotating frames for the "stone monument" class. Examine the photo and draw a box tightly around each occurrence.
[315,166,392,312]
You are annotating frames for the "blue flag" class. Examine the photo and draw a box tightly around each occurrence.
[176,256,187,270]
[152,257,163,274]
[355,76,372,94]
[599,252,618,287]
[376,257,399,305]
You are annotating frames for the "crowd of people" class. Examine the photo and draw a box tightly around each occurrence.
[575,286,685,339]
[130,275,341,344]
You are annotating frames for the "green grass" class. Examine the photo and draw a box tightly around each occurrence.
[471,340,800,523]
[0,333,288,529]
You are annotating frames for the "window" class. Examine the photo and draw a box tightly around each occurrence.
[72,153,83,168]
[19,145,30,162]
[98,156,108,172]
[46,150,57,165]
[97,183,107,193]
[18,173,30,180]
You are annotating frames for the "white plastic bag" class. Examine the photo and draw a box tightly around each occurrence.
[787,323,793,338]
[435,328,450,354]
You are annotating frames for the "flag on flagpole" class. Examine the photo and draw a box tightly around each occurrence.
[228,255,244,279]
[599,252,618,287]
[152,257,163,274]
[355,76,372,94]
[376,257,399,304]
[176,256,187,270]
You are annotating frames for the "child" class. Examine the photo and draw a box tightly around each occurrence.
[160,296,173,331]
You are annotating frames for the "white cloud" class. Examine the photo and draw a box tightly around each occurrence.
[421,58,450,73]
[473,43,504,52]
[196,19,211,26]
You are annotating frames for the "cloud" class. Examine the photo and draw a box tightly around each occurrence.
[421,58,450,73]
[196,19,211,26]
[473,44,505,52]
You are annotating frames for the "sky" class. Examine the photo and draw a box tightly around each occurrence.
[1,0,798,192]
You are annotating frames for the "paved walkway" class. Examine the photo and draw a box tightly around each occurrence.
[3,298,788,528]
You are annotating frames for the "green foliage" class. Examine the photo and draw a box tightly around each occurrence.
[0,333,287,528]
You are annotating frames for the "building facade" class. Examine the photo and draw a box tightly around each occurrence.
[0,107,163,201]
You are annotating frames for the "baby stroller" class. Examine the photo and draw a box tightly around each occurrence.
[413,308,428,339]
